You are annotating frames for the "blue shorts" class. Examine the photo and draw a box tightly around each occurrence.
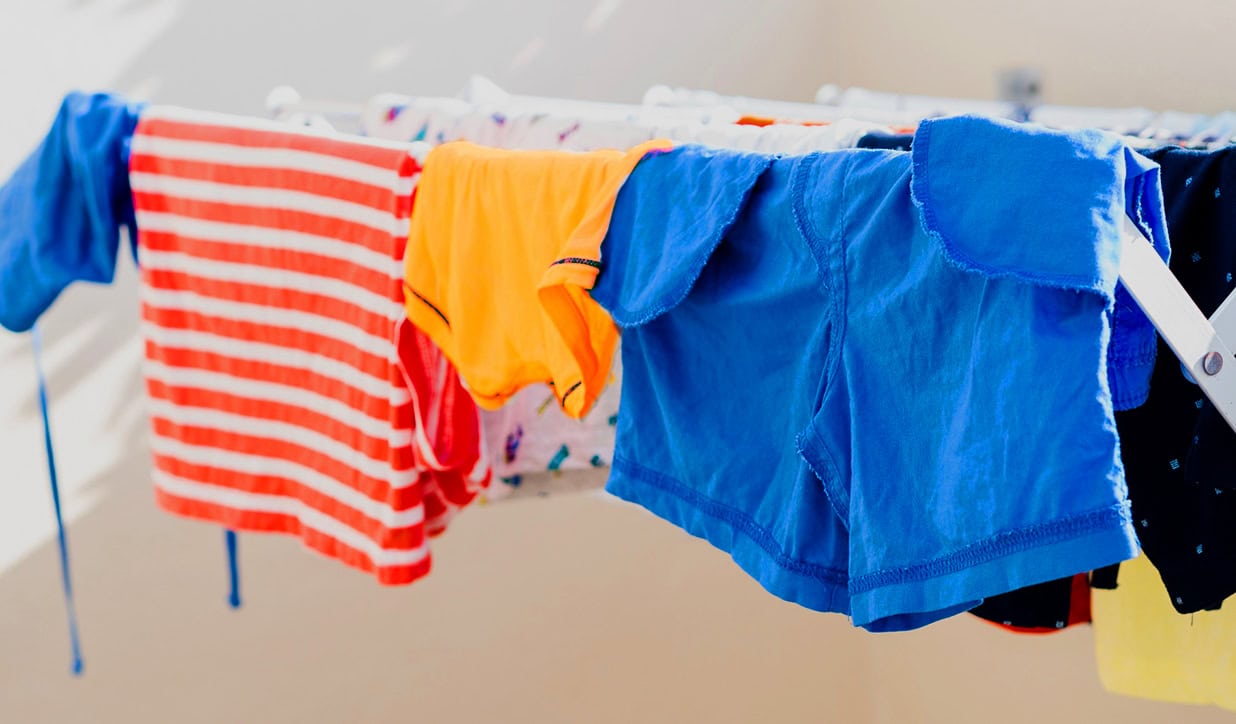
[591,115,1168,631]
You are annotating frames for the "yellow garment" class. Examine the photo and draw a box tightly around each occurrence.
[404,139,671,418]
[1092,555,1236,711]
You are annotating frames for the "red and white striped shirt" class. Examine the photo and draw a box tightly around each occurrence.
[131,106,486,584]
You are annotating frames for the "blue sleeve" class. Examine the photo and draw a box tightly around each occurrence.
[593,145,773,326]
[0,91,143,333]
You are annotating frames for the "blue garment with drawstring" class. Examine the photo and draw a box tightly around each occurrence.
[0,91,143,333]
[592,115,1169,631]
[0,91,144,675]
[0,92,243,675]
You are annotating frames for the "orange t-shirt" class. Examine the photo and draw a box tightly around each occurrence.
[404,139,671,418]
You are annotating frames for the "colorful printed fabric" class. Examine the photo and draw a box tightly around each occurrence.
[481,369,620,483]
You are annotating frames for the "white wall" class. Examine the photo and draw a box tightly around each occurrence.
[1,1,1233,722]
[825,0,1236,113]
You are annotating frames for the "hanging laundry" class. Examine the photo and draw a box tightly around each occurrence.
[130,106,486,584]
[0,92,146,674]
[366,99,635,485]
[850,125,1236,628]
[1114,144,1236,614]
[365,97,886,487]
[860,114,1122,637]
[393,317,490,531]
[854,127,1126,635]
[850,128,1169,409]
[402,139,670,419]
[0,91,143,332]
[591,116,1167,631]
[854,124,1236,618]
[1092,555,1236,712]
[851,126,1139,635]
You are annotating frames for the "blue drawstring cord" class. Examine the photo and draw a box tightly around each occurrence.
[225,529,241,608]
[32,325,84,676]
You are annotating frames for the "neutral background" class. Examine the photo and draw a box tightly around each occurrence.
[2,1,1235,721]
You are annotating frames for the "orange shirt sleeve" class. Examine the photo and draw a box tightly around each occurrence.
[404,139,671,419]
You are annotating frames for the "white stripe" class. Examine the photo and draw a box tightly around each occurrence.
[136,211,402,279]
[142,286,395,360]
[404,171,421,199]
[142,104,420,155]
[131,172,403,236]
[138,247,401,323]
[131,134,417,195]
[468,451,490,484]
[395,327,462,475]
[393,210,412,238]
[405,364,446,472]
[150,433,420,530]
[141,322,409,402]
[148,397,407,484]
[144,359,413,445]
[407,382,489,487]
[153,469,430,568]
[388,465,419,491]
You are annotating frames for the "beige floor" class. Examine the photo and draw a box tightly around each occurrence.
[2,464,1235,723]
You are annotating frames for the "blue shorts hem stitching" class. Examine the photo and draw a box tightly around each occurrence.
[849,502,1131,595]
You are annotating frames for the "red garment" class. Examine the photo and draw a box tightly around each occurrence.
[395,317,491,535]
[131,106,488,584]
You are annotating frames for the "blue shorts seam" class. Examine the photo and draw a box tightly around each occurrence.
[796,424,850,527]
[1106,343,1157,365]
